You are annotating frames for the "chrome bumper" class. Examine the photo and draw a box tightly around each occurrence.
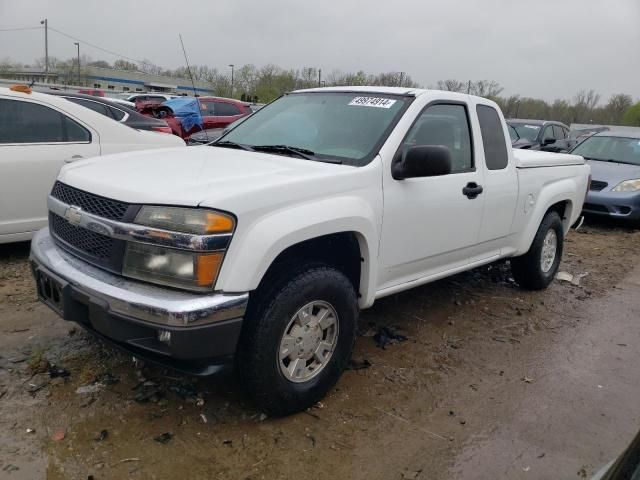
[30,228,248,327]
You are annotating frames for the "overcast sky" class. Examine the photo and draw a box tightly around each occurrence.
[1,0,639,103]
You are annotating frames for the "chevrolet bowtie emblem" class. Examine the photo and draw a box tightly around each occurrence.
[64,206,83,226]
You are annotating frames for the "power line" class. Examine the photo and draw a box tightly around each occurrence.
[0,26,42,32]
[48,26,150,65]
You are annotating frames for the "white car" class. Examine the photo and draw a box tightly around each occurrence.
[0,86,185,244]
[125,93,176,103]
[30,86,590,415]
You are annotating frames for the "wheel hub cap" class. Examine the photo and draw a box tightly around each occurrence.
[278,301,339,383]
[540,229,558,273]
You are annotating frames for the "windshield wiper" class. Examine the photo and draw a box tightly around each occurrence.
[253,144,315,159]
[252,145,343,164]
[213,140,254,151]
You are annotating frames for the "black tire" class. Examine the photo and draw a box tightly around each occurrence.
[236,265,358,416]
[511,211,564,290]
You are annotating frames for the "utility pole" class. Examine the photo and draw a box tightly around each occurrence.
[318,68,321,87]
[399,71,405,87]
[74,42,80,86]
[228,64,234,98]
[467,80,471,94]
[40,19,48,76]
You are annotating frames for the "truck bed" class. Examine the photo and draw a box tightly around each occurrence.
[514,148,584,168]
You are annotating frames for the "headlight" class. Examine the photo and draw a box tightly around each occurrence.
[123,242,223,290]
[135,206,235,234]
[611,179,640,193]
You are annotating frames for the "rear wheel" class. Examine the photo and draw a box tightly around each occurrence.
[511,211,564,290]
[236,265,358,416]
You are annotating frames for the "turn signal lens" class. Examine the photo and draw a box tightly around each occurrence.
[196,252,224,287]
[135,207,235,234]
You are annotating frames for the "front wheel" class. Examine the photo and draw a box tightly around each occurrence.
[236,266,358,416]
[511,211,564,290]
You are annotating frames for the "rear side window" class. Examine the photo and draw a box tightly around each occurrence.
[66,97,109,117]
[214,102,242,116]
[200,101,216,116]
[108,106,126,121]
[476,105,508,170]
[0,99,90,144]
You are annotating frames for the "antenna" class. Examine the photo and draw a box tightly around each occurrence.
[178,34,209,143]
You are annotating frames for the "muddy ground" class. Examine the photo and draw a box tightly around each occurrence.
[1,218,639,480]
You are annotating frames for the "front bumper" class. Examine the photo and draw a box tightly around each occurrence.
[583,190,640,221]
[30,228,248,375]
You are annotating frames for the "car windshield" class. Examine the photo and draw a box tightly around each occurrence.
[509,123,540,142]
[219,92,410,165]
[571,136,640,165]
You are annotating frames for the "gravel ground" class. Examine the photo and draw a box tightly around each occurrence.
[0,217,639,480]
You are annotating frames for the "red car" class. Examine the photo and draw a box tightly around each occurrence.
[77,89,105,97]
[137,96,252,139]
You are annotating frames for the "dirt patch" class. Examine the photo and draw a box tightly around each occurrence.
[1,218,639,479]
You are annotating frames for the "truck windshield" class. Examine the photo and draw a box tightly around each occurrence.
[217,92,410,165]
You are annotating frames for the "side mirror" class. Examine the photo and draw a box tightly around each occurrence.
[392,145,452,180]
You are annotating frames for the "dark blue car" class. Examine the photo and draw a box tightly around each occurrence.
[571,131,640,222]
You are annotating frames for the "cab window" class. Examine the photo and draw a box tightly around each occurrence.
[403,103,473,172]
[477,105,508,170]
[0,99,91,144]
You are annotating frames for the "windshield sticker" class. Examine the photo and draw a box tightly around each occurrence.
[348,97,397,108]
[524,125,540,129]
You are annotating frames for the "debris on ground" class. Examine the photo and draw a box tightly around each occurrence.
[76,383,105,395]
[7,355,27,364]
[133,381,164,403]
[26,428,35,434]
[556,271,589,286]
[373,326,408,349]
[259,413,268,422]
[27,351,50,375]
[48,364,70,378]
[401,469,422,479]
[51,428,66,442]
[2,464,19,473]
[94,429,108,442]
[347,358,372,370]
[522,376,534,384]
[154,432,173,444]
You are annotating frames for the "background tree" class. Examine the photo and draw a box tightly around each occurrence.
[622,103,640,126]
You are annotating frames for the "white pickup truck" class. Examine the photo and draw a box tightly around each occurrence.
[30,87,590,415]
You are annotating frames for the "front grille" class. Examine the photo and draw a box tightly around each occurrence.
[590,180,608,191]
[50,213,113,259]
[51,181,129,221]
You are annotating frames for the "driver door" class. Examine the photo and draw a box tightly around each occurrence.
[378,102,486,291]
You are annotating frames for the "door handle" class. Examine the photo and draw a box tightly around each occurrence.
[462,182,483,199]
[64,155,84,164]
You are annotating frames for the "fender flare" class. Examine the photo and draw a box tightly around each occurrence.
[217,196,379,308]
[515,179,577,255]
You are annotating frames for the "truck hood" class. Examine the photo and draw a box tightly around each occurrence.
[58,146,360,211]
